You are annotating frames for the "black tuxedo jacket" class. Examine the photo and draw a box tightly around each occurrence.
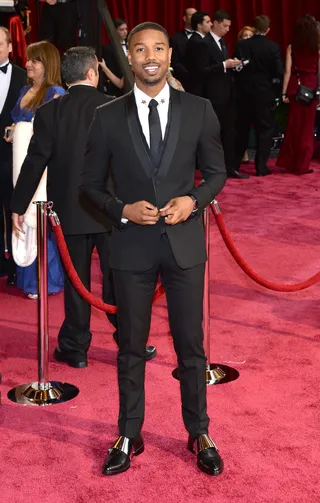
[185,32,207,96]
[102,43,124,98]
[202,34,234,105]
[170,30,190,89]
[11,85,113,235]
[80,88,227,271]
[0,64,27,164]
[234,35,283,102]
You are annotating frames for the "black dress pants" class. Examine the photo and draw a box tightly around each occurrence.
[235,98,275,174]
[41,1,78,53]
[212,102,236,175]
[0,159,16,277]
[113,233,209,439]
[58,232,116,358]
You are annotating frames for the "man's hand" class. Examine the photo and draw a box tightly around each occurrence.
[12,213,25,234]
[159,196,194,225]
[224,58,241,69]
[122,201,160,225]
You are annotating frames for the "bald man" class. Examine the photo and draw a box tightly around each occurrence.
[170,7,197,90]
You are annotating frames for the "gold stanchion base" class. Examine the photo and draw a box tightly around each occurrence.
[7,381,79,406]
[172,363,240,386]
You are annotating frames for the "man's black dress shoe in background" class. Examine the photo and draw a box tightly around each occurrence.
[188,434,224,476]
[113,331,157,361]
[256,167,272,176]
[7,273,17,286]
[102,434,144,475]
[228,170,250,179]
[53,347,88,368]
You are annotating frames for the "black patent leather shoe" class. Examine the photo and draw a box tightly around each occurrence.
[145,345,157,361]
[228,170,250,179]
[53,347,88,368]
[188,434,224,476]
[6,273,17,286]
[102,434,144,475]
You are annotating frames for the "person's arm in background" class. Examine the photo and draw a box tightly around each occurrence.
[282,45,292,104]
[99,59,124,89]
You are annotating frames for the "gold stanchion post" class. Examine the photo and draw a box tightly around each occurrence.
[172,201,240,386]
[8,202,79,406]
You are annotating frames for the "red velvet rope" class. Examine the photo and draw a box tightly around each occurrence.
[50,221,165,313]
[211,205,320,292]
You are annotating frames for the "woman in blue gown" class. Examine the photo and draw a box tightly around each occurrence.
[7,41,64,299]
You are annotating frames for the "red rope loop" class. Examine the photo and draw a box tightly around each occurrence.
[49,216,164,313]
[211,203,320,292]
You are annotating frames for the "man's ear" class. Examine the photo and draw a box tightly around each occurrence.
[127,51,132,65]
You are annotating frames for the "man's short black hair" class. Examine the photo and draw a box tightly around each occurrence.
[213,10,231,23]
[114,18,127,29]
[62,46,97,84]
[191,11,209,32]
[127,22,169,47]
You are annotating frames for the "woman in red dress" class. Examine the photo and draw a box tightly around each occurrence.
[277,16,320,175]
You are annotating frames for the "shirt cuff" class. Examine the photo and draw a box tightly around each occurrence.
[223,61,226,73]
[121,217,128,224]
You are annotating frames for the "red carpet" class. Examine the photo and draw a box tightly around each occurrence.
[1,159,320,503]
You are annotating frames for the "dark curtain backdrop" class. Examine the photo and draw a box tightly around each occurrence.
[27,0,320,55]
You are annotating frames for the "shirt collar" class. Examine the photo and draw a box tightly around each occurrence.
[134,82,170,108]
[211,32,222,44]
[195,31,205,39]
[68,83,95,89]
[0,59,10,68]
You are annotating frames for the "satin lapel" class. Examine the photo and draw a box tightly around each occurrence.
[126,91,154,178]
[157,87,181,179]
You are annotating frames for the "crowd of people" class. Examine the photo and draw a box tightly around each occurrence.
[1,4,320,478]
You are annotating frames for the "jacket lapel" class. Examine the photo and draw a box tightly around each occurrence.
[126,91,154,178]
[157,87,181,179]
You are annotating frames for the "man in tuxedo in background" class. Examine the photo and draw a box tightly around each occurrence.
[40,0,79,54]
[234,15,283,176]
[185,11,212,96]
[11,47,156,368]
[0,26,26,285]
[102,18,128,97]
[170,6,197,90]
[80,22,227,476]
[203,10,249,179]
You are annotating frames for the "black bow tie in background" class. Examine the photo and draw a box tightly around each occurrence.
[0,63,9,74]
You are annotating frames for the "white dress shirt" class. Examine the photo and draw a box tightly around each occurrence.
[185,29,193,39]
[210,32,227,72]
[133,82,170,147]
[121,42,128,57]
[0,59,12,114]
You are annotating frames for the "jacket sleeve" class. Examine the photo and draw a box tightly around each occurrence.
[79,107,124,228]
[11,105,54,215]
[188,100,227,210]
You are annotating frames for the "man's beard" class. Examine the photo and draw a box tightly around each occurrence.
[142,76,163,86]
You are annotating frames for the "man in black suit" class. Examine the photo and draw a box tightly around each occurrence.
[80,22,227,476]
[234,15,284,176]
[0,26,26,284]
[40,0,79,54]
[185,11,212,96]
[102,18,128,97]
[170,6,196,90]
[203,10,249,179]
[11,47,156,368]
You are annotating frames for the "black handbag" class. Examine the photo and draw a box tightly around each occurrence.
[296,79,316,105]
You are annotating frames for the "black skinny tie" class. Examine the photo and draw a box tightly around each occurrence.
[148,99,162,160]
[219,38,228,59]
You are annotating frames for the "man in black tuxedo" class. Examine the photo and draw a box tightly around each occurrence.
[80,22,227,476]
[234,15,284,176]
[185,11,212,96]
[11,46,157,368]
[0,26,26,284]
[40,0,79,54]
[203,10,249,179]
[102,18,128,97]
[170,6,196,90]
